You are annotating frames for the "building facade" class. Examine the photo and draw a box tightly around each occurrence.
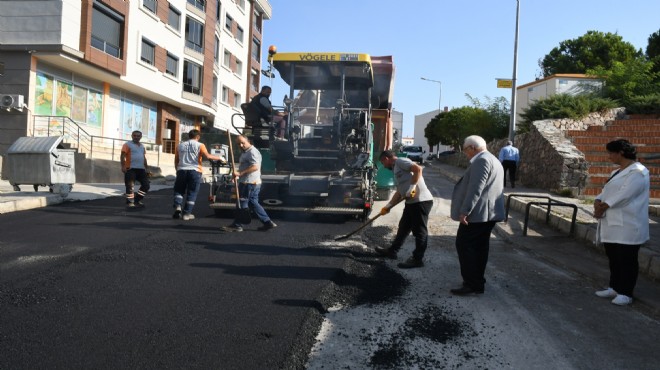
[0,0,272,174]
[391,109,403,147]
[515,73,603,122]
[413,108,453,157]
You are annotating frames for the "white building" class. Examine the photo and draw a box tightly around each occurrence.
[413,108,451,157]
[0,0,272,167]
[515,73,603,122]
[391,109,403,146]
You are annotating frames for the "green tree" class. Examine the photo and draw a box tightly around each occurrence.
[588,59,658,101]
[539,31,641,77]
[424,112,443,152]
[425,107,495,150]
[519,94,617,132]
[647,29,660,59]
[647,29,660,77]
[465,94,510,140]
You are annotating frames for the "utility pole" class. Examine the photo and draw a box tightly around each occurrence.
[509,0,520,143]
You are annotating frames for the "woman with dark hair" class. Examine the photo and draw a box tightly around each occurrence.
[594,139,650,306]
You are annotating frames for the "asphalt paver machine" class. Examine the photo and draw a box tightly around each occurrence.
[210,49,395,221]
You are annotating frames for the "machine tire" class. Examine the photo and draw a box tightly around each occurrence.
[361,207,372,222]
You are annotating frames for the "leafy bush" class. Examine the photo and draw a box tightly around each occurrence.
[518,94,618,132]
[624,93,660,114]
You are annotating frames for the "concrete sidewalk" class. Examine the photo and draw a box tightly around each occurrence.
[0,179,171,214]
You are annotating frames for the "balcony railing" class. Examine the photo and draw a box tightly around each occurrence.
[32,115,161,166]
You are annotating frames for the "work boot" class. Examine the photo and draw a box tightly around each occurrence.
[220,224,243,233]
[374,246,397,259]
[397,257,424,269]
[257,221,277,231]
[173,205,182,219]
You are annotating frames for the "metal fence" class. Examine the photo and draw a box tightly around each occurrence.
[32,115,161,166]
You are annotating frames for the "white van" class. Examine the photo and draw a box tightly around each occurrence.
[401,145,425,164]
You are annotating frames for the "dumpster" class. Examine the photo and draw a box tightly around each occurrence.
[7,136,76,196]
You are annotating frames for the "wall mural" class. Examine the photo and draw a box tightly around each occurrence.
[35,72,104,132]
[35,72,157,142]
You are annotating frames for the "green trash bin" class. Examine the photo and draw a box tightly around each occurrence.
[259,148,276,174]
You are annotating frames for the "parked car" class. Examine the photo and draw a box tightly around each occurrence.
[401,145,425,164]
[438,150,457,156]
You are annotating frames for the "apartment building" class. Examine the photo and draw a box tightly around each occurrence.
[0,0,272,170]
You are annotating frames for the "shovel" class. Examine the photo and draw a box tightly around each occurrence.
[335,198,405,241]
[227,130,252,225]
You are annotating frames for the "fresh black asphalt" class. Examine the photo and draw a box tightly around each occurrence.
[0,186,403,369]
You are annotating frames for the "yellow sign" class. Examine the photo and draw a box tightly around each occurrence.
[497,79,513,88]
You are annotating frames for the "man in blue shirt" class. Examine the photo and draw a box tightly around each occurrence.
[498,140,520,188]
[220,135,277,232]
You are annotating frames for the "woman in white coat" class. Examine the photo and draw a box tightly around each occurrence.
[594,139,650,306]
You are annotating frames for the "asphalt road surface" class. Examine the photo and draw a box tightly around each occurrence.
[2,171,660,370]
[0,185,388,369]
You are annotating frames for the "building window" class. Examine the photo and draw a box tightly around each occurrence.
[212,76,218,101]
[141,38,155,65]
[251,37,260,61]
[183,60,202,95]
[216,0,221,21]
[185,17,204,53]
[166,53,179,77]
[233,92,241,108]
[143,0,157,14]
[236,25,244,43]
[214,35,220,64]
[253,11,261,33]
[223,49,230,68]
[168,5,181,31]
[187,0,205,11]
[235,59,243,75]
[237,0,245,11]
[91,1,123,58]
[225,14,233,32]
[221,86,228,103]
[250,68,259,91]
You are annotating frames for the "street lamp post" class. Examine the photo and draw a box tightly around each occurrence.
[420,77,442,111]
[509,0,520,143]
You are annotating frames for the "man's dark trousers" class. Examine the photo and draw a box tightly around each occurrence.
[456,221,497,290]
[390,200,433,260]
[502,160,517,187]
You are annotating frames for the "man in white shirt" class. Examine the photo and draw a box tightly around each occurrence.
[173,129,224,220]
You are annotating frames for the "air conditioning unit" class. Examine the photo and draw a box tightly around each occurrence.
[1,94,25,110]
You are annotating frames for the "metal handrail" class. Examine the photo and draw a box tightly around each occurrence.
[505,193,578,236]
[32,115,160,166]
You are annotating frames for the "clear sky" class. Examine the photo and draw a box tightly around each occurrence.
[261,0,659,137]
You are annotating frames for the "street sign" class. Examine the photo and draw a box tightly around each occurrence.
[497,79,512,88]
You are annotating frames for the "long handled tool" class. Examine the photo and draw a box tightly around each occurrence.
[227,130,251,224]
[335,198,405,241]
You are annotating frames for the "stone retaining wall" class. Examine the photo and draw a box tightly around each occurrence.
[437,108,626,196]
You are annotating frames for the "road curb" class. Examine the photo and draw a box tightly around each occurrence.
[0,194,64,214]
